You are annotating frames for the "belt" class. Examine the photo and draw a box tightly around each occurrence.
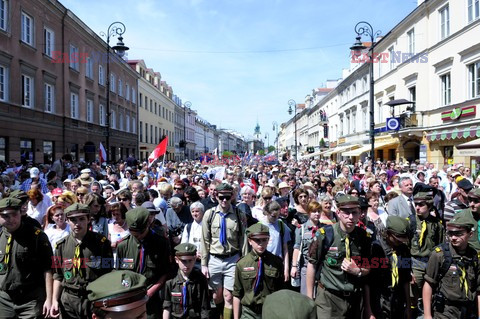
[318,282,358,298]
[211,251,239,259]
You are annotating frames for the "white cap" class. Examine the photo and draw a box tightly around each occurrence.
[30,167,40,178]
[80,168,91,174]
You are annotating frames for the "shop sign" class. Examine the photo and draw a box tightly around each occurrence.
[419,145,427,163]
[338,137,346,145]
[441,106,476,121]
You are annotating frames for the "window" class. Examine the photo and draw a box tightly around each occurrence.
[132,116,136,133]
[155,126,158,143]
[111,109,116,129]
[407,29,415,55]
[119,113,124,131]
[0,65,8,101]
[352,111,356,133]
[0,0,8,31]
[126,114,130,132]
[21,12,33,46]
[409,86,416,104]
[155,102,157,115]
[20,139,34,163]
[150,99,152,112]
[388,46,395,70]
[118,79,123,97]
[468,0,480,23]
[69,45,79,71]
[139,93,143,107]
[22,74,34,108]
[125,84,130,101]
[44,83,54,113]
[110,74,116,92]
[99,104,106,126]
[150,125,153,144]
[70,92,78,119]
[144,96,147,109]
[86,99,93,123]
[44,27,54,57]
[440,5,450,40]
[0,137,5,162]
[140,121,143,142]
[441,73,451,105]
[43,141,53,164]
[86,57,93,79]
[145,123,148,143]
[98,65,104,85]
[469,62,480,98]
[132,88,136,104]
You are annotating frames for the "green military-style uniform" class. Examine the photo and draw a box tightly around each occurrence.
[308,195,371,319]
[53,203,113,319]
[0,198,53,319]
[424,213,480,319]
[163,243,210,318]
[88,270,149,316]
[370,216,411,319]
[233,223,284,319]
[262,290,316,319]
[117,207,171,319]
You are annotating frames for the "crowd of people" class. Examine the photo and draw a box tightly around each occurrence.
[0,154,479,319]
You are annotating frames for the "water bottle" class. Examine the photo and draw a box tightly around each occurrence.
[291,267,301,287]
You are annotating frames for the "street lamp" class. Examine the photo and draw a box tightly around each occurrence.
[350,21,381,161]
[272,121,279,159]
[204,126,209,155]
[264,133,269,152]
[183,101,191,160]
[288,99,298,161]
[100,22,129,163]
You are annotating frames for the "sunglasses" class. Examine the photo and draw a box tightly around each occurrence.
[468,197,480,204]
[263,196,272,200]
[218,195,232,201]
[414,202,427,207]
[76,193,86,196]
[174,187,184,191]
[118,198,129,201]
[447,230,467,237]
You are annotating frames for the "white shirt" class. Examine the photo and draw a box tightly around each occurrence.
[181,220,202,254]
[45,224,71,250]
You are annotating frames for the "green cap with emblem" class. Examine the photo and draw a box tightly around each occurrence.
[0,197,22,213]
[216,182,233,192]
[386,216,410,236]
[175,243,197,256]
[468,188,480,199]
[336,194,360,209]
[87,270,148,312]
[262,289,316,319]
[447,209,476,230]
[8,190,29,205]
[246,223,270,238]
[413,191,433,204]
[126,207,150,232]
[64,203,90,218]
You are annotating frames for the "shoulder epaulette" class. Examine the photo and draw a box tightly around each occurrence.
[101,236,107,243]
[435,247,442,253]
[35,229,41,235]
[319,228,325,235]
[366,231,372,238]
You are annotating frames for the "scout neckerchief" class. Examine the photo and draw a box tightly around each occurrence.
[391,251,399,288]
[182,279,190,315]
[253,256,264,295]
[458,264,469,297]
[345,234,351,261]
[4,234,12,269]
[73,242,82,277]
[418,220,427,247]
[219,212,227,246]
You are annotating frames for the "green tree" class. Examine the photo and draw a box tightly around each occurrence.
[258,150,265,156]
[268,146,275,153]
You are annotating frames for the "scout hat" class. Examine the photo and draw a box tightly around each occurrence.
[80,173,94,186]
[0,198,22,213]
[174,243,197,257]
[278,182,290,190]
[386,216,410,236]
[413,191,434,205]
[468,188,480,199]
[64,203,90,218]
[447,209,476,230]
[262,290,316,319]
[8,189,29,205]
[335,195,360,209]
[216,182,233,193]
[87,270,148,312]
[246,223,270,238]
[126,207,150,232]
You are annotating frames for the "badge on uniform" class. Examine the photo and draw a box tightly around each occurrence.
[243,267,255,271]
[64,271,72,280]
[328,247,338,251]
[449,265,456,275]
[172,292,182,297]
[327,257,338,266]
[121,279,130,287]
[121,258,135,270]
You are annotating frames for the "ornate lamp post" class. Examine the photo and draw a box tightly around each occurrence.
[288,99,298,161]
[272,121,279,159]
[350,21,381,161]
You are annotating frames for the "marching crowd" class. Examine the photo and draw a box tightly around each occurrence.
[0,154,480,319]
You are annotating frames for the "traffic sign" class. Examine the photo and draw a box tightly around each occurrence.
[386,117,400,130]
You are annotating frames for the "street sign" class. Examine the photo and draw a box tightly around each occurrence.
[419,144,427,163]
[386,117,400,130]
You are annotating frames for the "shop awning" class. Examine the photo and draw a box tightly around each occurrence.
[457,138,480,156]
[300,150,325,159]
[426,126,480,141]
[323,144,360,157]
[374,140,398,149]
[342,145,370,157]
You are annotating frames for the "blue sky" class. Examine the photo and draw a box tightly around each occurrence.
[61,0,417,140]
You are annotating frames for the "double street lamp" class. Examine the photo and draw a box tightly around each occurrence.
[272,121,279,159]
[183,101,192,160]
[288,99,298,161]
[101,22,129,163]
[350,21,381,161]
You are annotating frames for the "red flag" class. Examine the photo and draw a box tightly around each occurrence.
[99,142,107,164]
[148,136,168,167]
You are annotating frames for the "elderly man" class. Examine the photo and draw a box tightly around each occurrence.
[387,176,415,218]
[165,196,193,245]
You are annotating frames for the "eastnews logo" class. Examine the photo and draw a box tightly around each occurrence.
[351,51,428,64]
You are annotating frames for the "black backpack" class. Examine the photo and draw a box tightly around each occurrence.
[314,224,335,281]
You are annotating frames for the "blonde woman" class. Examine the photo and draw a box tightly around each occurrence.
[251,186,274,222]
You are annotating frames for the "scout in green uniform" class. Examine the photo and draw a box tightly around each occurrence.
[410,192,445,314]
[201,183,248,319]
[306,195,373,319]
[262,290,316,319]
[88,270,149,319]
[466,188,480,251]
[0,198,53,318]
[116,207,171,319]
[232,223,283,319]
[423,213,480,319]
[369,216,412,319]
[163,243,210,319]
[51,203,113,319]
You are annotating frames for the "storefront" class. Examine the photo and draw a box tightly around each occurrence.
[456,138,480,175]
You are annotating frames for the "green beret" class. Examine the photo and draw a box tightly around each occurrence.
[448,209,476,230]
[246,223,270,238]
[8,190,29,205]
[386,216,409,236]
[0,198,22,212]
[175,243,197,256]
[216,183,233,192]
[87,270,148,312]
[126,208,150,232]
[468,188,480,199]
[64,203,90,218]
[262,290,316,319]
[336,195,360,209]
[413,191,433,204]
